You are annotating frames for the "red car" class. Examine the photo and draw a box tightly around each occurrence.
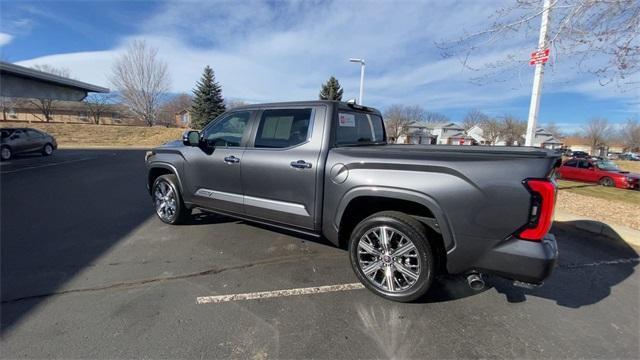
[557,158,640,189]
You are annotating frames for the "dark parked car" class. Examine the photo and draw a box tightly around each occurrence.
[145,101,560,302]
[570,151,590,159]
[558,158,640,189]
[619,153,640,161]
[1,128,57,161]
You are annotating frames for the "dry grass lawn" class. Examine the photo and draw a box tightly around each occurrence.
[557,180,640,230]
[557,180,640,205]
[0,122,185,148]
[616,160,640,173]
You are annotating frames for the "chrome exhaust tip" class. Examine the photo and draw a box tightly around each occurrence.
[467,273,485,291]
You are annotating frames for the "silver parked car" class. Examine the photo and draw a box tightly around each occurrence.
[1,128,57,161]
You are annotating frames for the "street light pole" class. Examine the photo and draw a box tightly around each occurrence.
[350,58,365,104]
[525,0,552,147]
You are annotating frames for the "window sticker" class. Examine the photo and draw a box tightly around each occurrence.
[338,113,355,127]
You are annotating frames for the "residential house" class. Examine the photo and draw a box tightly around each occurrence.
[531,128,563,149]
[175,109,191,128]
[466,125,489,145]
[395,124,436,144]
[427,122,473,145]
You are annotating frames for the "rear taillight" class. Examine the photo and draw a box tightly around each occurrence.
[518,179,557,241]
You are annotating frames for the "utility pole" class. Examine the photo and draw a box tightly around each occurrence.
[350,58,366,104]
[525,0,552,147]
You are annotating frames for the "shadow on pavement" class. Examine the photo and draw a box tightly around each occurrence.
[184,210,240,226]
[1,150,152,332]
[490,221,638,308]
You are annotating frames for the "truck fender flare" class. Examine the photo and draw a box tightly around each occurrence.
[148,162,184,194]
[334,186,456,251]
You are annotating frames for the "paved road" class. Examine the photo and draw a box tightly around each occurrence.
[1,150,639,359]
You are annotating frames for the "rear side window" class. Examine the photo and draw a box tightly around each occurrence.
[578,160,593,169]
[335,112,384,146]
[26,129,44,138]
[564,160,578,167]
[254,108,312,148]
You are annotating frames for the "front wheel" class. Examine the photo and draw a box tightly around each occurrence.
[1,146,11,161]
[152,174,191,224]
[349,211,434,302]
[42,143,54,156]
[599,176,614,187]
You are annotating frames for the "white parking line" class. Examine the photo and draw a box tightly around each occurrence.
[0,157,97,174]
[196,283,365,304]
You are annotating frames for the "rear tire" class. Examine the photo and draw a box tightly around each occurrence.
[599,176,614,187]
[1,146,11,161]
[42,143,54,156]
[152,174,191,225]
[349,211,434,302]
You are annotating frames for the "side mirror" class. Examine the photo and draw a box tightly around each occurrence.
[183,130,200,147]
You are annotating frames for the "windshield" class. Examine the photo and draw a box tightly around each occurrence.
[596,160,620,171]
[335,111,386,146]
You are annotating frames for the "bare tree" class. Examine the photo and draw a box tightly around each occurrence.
[620,117,640,152]
[423,111,450,124]
[542,121,564,139]
[481,117,503,145]
[583,117,611,154]
[500,115,527,146]
[32,64,71,78]
[110,40,170,126]
[28,64,72,122]
[383,104,425,142]
[462,109,489,130]
[158,93,193,127]
[83,93,115,125]
[1,97,24,121]
[439,0,640,87]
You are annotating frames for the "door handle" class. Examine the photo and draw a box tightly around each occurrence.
[290,160,312,169]
[224,155,240,164]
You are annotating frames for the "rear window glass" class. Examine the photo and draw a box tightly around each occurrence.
[578,160,593,169]
[335,112,385,146]
[254,108,312,148]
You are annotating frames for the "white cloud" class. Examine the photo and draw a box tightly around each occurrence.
[0,32,14,46]
[13,0,638,117]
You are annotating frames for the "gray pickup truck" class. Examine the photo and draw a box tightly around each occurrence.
[145,101,560,302]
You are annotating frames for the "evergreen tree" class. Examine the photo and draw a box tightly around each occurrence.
[319,76,344,101]
[191,65,226,129]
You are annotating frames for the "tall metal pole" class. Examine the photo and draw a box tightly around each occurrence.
[525,0,552,147]
[358,60,365,105]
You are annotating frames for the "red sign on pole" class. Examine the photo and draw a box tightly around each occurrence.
[530,48,550,65]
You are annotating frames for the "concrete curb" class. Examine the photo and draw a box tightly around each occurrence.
[554,209,640,248]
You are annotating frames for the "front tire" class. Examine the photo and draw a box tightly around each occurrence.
[152,174,190,224]
[42,143,54,156]
[599,176,614,187]
[1,146,11,161]
[349,211,434,302]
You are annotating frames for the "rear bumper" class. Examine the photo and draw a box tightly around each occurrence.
[473,234,558,284]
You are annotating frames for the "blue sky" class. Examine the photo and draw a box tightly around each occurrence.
[0,0,637,132]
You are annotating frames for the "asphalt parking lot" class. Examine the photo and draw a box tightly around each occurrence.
[1,149,639,359]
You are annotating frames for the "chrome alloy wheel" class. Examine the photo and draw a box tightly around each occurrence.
[154,180,177,222]
[1,147,11,160]
[357,226,421,292]
[44,144,53,155]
